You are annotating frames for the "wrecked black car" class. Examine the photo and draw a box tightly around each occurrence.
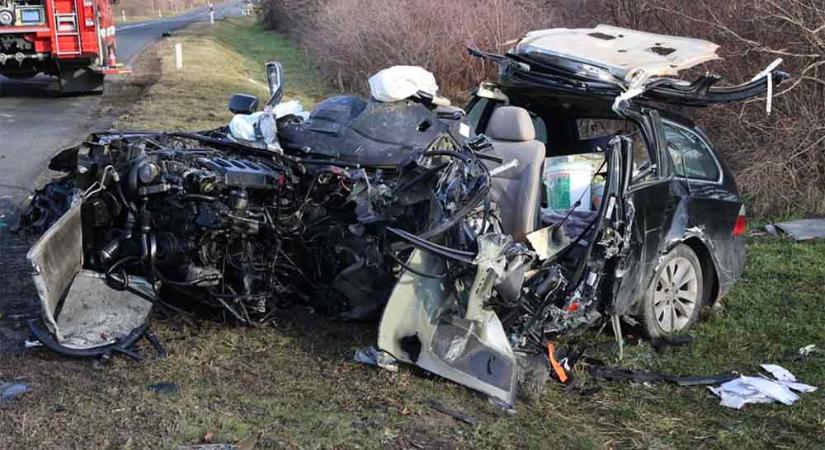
[22,26,786,406]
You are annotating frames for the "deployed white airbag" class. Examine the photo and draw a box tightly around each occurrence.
[368,66,439,102]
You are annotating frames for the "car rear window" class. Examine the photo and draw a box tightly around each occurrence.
[663,123,720,182]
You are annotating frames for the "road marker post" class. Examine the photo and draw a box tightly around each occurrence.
[175,43,183,70]
[210,11,214,25]
[121,10,126,23]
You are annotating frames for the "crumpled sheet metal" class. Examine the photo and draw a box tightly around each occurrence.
[26,197,154,350]
[526,225,571,261]
[765,219,825,241]
[26,197,84,340]
[378,248,517,405]
[50,270,154,349]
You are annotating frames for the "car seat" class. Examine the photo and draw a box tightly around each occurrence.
[485,106,546,242]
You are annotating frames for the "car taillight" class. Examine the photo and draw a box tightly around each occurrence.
[732,205,747,236]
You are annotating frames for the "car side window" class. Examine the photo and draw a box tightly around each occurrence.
[576,118,654,184]
[473,102,548,143]
[529,111,548,143]
[663,123,720,182]
[466,97,490,132]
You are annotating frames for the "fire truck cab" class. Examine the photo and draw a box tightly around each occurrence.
[0,0,124,94]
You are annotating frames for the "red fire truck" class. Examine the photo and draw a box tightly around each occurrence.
[0,0,127,94]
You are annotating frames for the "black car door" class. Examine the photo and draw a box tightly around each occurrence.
[611,109,678,316]
[660,120,745,290]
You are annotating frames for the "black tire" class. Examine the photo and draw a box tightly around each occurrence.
[2,71,38,79]
[58,64,104,95]
[641,243,704,338]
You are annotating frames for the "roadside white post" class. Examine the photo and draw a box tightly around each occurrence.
[209,11,214,25]
[121,10,126,22]
[175,43,183,70]
[159,10,162,18]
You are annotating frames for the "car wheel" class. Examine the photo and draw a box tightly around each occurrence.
[641,243,703,338]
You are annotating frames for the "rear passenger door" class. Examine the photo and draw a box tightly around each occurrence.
[661,120,744,289]
[611,109,678,316]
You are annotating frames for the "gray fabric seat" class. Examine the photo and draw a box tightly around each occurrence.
[485,106,546,242]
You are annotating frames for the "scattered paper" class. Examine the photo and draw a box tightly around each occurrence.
[761,364,796,381]
[710,364,816,409]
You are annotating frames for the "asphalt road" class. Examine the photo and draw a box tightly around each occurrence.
[0,1,243,353]
[0,1,243,210]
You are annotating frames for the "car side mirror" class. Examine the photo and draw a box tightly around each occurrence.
[228,93,259,114]
[265,61,284,107]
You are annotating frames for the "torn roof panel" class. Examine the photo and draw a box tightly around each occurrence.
[514,24,720,84]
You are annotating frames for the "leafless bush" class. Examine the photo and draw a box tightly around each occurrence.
[261,0,824,216]
[260,0,324,33]
[264,0,557,99]
[550,0,825,216]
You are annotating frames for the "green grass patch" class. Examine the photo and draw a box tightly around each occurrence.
[1,18,823,449]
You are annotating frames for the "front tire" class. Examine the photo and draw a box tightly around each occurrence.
[641,243,703,338]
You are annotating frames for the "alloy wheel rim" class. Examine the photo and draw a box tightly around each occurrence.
[653,256,698,333]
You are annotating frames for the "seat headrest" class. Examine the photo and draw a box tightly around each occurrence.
[486,106,536,142]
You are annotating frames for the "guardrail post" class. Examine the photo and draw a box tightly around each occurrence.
[175,43,183,70]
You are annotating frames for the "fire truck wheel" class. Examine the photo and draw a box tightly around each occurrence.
[58,63,104,95]
[3,71,38,79]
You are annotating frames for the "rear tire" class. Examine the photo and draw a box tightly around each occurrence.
[58,64,104,95]
[641,243,703,338]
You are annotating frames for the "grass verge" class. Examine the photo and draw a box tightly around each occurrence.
[114,17,331,131]
[1,17,823,449]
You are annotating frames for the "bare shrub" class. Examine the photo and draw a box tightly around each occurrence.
[549,0,825,216]
[266,0,558,99]
[260,0,824,216]
[261,0,324,33]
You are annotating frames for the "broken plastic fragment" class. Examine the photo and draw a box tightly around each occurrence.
[546,342,568,383]
[0,381,30,404]
[799,344,817,356]
[353,346,398,372]
[148,382,180,396]
[749,58,782,114]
